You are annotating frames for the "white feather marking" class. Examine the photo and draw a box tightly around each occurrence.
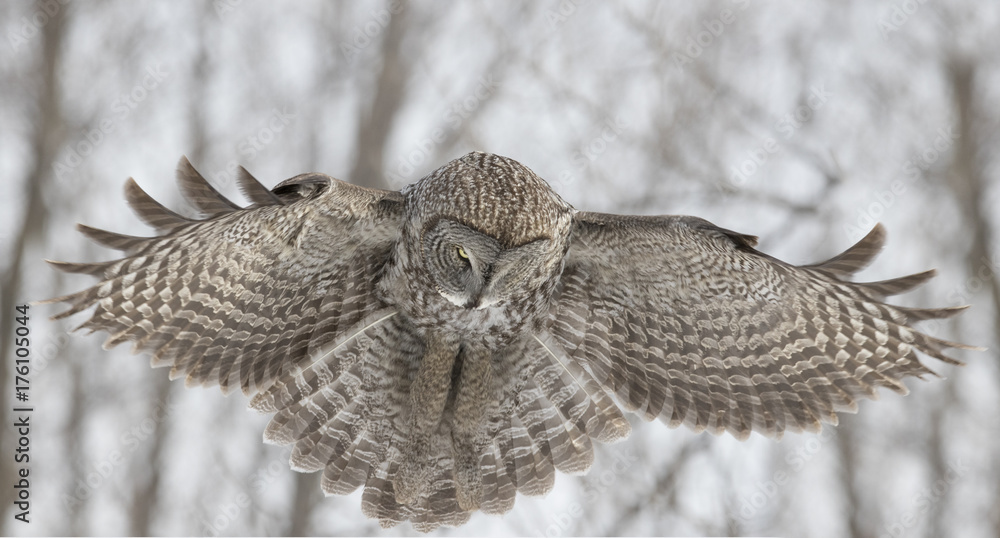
[301,309,398,374]
[439,290,467,308]
[532,333,591,399]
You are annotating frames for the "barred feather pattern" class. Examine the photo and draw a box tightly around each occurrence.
[549,213,972,439]
[44,153,974,532]
[45,157,405,397]
[249,312,629,530]
[45,155,635,531]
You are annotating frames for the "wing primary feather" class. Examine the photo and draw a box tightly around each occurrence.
[124,178,194,231]
[76,224,150,252]
[895,304,970,322]
[236,166,284,206]
[807,224,886,278]
[175,156,242,216]
[856,269,937,300]
[45,259,116,277]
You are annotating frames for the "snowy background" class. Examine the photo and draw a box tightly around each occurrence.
[2,1,999,536]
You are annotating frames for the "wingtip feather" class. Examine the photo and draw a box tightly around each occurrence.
[124,177,193,231]
[810,224,887,278]
[237,165,283,206]
[176,157,241,216]
[76,223,150,251]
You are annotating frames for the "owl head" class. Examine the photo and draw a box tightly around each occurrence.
[406,152,574,310]
[420,218,554,309]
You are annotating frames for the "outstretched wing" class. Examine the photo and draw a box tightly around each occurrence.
[45,158,623,532]
[45,157,405,396]
[549,212,974,439]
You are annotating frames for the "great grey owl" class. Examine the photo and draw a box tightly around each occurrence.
[46,151,973,531]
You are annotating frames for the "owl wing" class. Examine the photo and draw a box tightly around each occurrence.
[548,212,974,439]
[45,157,405,396]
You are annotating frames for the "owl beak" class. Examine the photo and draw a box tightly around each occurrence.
[465,292,489,309]
[464,292,494,310]
[473,294,500,310]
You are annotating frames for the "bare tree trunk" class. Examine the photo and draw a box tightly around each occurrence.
[945,55,1000,538]
[61,360,87,536]
[127,376,172,536]
[924,381,956,538]
[946,59,1000,357]
[836,421,870,538]
[285,472,319,536]
[0,2,66,525]
[348,7,410,189]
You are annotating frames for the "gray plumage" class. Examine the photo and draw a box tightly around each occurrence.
[45,151,974,531]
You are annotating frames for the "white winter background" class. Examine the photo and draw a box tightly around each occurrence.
[1,1,998,537]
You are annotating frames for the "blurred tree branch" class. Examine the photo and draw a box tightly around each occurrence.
[946,54,1000,538]
[348,6,411,189]
[600,436,710,535]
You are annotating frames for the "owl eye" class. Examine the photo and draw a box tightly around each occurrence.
[456,246,469,260]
